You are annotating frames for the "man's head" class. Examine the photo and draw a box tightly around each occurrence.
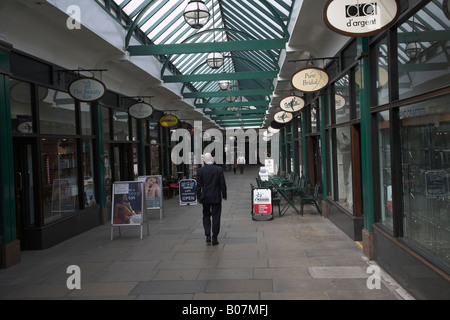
[204,153,214,164]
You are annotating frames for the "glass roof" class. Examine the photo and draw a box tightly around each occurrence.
[96,0,295,128]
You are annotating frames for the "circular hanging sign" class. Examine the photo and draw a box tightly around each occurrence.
[160,114,179,128]
[68,77,106,102]
[291,67,329,93]
[323,0,401,37]
[280,95,305,113]
[274,111,293,124]
[128,102,153,119]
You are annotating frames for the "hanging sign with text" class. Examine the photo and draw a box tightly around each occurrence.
[291,67,329,93]
[280,95,305,113]
[69,77,106,102]
[129,102,153,119]
[323,0,401,37]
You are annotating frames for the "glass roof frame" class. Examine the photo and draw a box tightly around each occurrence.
[101,0,295,128]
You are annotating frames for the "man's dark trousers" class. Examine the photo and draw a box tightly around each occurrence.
[202,203,221,240]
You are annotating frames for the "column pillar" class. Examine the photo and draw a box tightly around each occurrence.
[358,37,375,259]
[0,41,20,268]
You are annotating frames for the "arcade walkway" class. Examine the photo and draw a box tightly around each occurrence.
[0,166,413,300]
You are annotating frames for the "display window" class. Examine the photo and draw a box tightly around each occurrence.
[41,138,79,224]
[399,93,449,268]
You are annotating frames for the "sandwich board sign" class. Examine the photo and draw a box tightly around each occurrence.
[111,181,148,239]
[252,188,273,221]
[179,179,197,206]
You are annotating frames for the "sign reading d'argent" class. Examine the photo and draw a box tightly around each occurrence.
[323,0,400,37]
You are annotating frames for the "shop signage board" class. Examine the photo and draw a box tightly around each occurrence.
[111,181,148,240]
[179,179,197,206]
[160,114,179,127]
[129,102,153,119]
[280,95,305,113]
[323,0,401,37]
[274,110,294,124]
[252,187,273,221]
[291,67,329,93]
[68,77,106,102]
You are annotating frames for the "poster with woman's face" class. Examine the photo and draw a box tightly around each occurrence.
[111,182,144,226]
[138,175,162,209]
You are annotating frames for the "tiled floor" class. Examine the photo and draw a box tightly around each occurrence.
[0,166,412,300]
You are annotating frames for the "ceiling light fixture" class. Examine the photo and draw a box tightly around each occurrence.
[183,0,210,29]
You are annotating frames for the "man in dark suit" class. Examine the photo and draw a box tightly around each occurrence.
[196,153,227,245]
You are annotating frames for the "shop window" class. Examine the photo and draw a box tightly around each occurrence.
[39,88,76,135]
[400,93,449,268]
[80,103,92,136]
[41,138,79,224]
[337,126,353,209]
[377,110,393,230]
[81,140,96,208]
[397,1,450,100]
[335,75,350,124]
[113,110,129,141]
[10,80,34,133]
[149,121,160,144]
[151,145,161,175]
[374,37,389,106]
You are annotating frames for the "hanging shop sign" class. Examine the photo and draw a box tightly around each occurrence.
[160,114,179,128]
[280,95,305,113]
[291,67,329,93]
[128,102,153,119]
[323,0,401,37]
[274,110,294,124]
[68,77,106,102]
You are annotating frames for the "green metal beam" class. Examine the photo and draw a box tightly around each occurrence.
[204,109,267,116]
[196,100,269,109]
[128,39,286,56]
[183,89,272,99]
[212,115,265,121]
[398,30,450,43]
[164,71,277,83]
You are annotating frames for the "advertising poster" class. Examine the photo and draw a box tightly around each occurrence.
[179,179,197,205]
[138,176,162,209]
[253,188,272,215]
[111,181,144,226]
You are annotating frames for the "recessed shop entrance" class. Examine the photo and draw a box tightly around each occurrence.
[13,138,38,249]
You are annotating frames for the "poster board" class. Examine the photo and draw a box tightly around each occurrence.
[179,179,197,206]
[111,181,147,240]
[252,187,273,221]
[138,175,164,220]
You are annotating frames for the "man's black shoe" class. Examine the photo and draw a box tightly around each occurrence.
[212,239,219,246]
[206,236,211,244]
